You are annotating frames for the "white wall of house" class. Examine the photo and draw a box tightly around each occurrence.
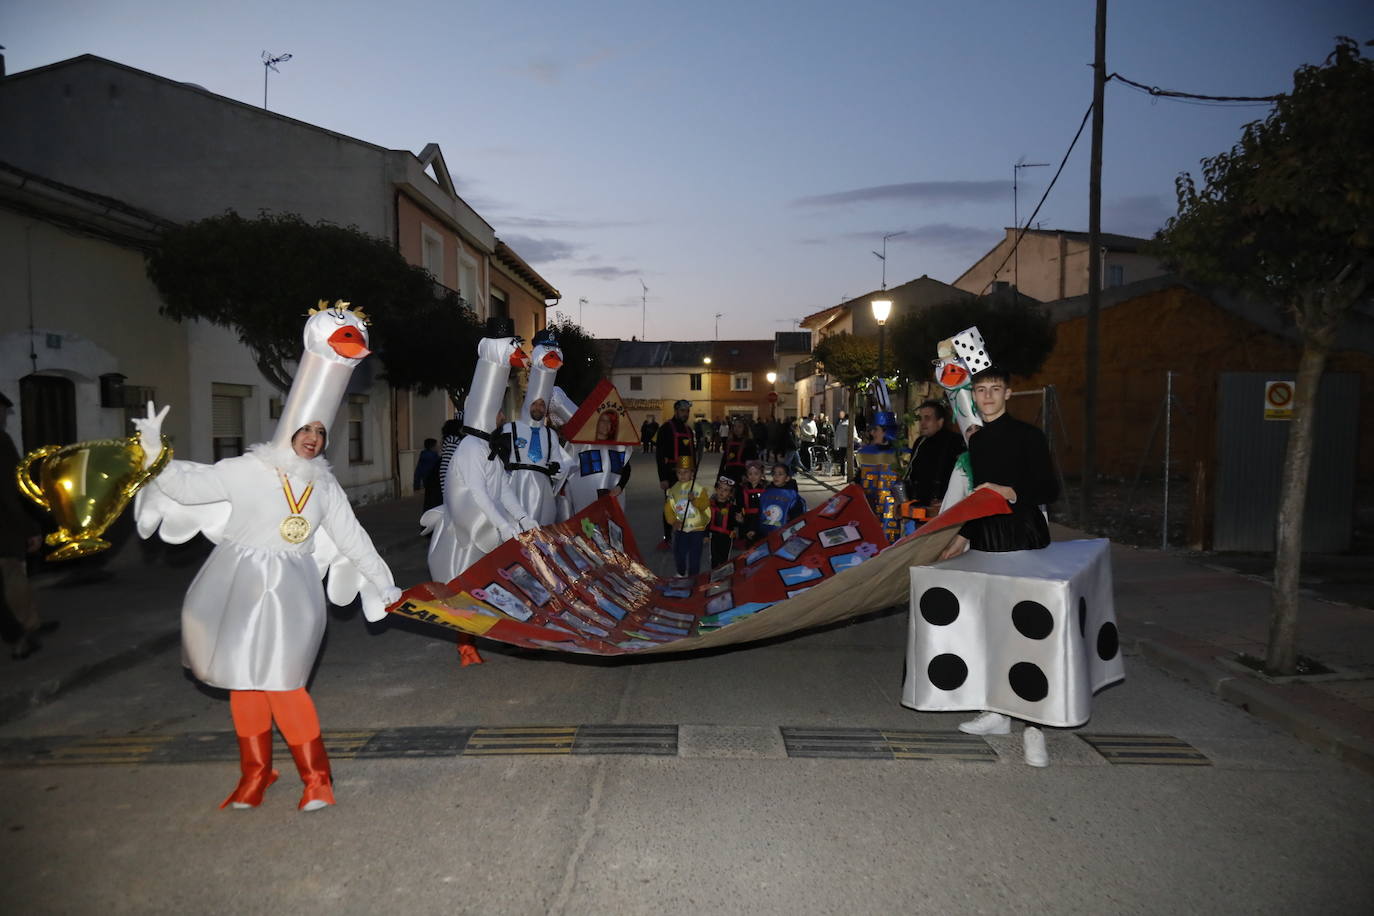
[0,205,193,448]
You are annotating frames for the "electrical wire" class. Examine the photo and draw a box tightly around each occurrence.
[980,100,1094,296]
[1108,72,1280,105]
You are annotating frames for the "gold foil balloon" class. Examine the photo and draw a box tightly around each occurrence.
[15,433,171,561]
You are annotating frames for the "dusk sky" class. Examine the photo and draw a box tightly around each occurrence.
[5,1,1371,340]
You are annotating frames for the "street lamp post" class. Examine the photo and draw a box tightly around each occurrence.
[870,299,892,384]
[766,370,778,420]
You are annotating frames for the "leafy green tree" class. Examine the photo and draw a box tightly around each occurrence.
[1152,38,1374,675]
[146,211,482,398]
[545,317,608,406]
[887,295,1055,383]
[812,332,878,477]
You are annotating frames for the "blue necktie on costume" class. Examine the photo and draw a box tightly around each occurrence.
[529,426,543,462]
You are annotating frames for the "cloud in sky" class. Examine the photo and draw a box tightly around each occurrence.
[498,214,646,231]
[839,223,1002,251]
[571,266,639,281]
[1104,194,1173,238]
[502,234,579,264]
[792,180,1010,208]
[516,47,622,86]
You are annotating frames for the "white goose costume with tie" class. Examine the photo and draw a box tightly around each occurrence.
[133,304,399,691]
[420,324,534,580]
[498,330,574,527]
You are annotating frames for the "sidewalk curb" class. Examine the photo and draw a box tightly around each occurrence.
[0,628,181,727]
[1137,633,1374,777]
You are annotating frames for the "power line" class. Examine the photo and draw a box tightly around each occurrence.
[980,99,1094,295]
[1108,72,1280,106]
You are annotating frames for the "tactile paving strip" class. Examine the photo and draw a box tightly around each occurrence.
[1077,733,1211,766]
[0,728,1211,766]
[781,727,997,761]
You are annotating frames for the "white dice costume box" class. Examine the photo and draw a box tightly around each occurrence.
[902,539,1124,728]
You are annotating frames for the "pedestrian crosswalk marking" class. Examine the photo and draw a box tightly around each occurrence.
[1078,733,1211,766]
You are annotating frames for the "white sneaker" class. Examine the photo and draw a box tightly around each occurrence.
[1023,726,1049,767]
[958,712,1011,735]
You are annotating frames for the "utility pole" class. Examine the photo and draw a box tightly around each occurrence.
[1081,0,1107,524]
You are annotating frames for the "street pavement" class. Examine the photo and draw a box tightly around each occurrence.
[1,454,1371,914]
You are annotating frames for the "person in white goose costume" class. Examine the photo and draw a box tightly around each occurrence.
[133,302,401,813]
[496,329,574,526]
[420,317,534,581]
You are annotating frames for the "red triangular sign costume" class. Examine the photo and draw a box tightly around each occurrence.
[562,380,642,446]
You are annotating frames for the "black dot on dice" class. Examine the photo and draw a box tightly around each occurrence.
[1012,600,1054,639]
[920,587,960,626]
[1009,662,1049,702]
[1097,622,1119,660]
[927,654,968,690]
[1078,596,1087,637]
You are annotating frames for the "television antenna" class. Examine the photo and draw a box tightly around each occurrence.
[1013,157,1049,291]
[262,51,293,110]
[639,279,648,339]
[871,231,906,290]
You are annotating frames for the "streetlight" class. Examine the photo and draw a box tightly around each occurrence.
[766,370,778,419]
[871,299,892,383]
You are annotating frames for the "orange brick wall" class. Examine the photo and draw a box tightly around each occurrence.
[1017,286,1374,479]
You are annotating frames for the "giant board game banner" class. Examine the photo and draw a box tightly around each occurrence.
[388,485,1010,656]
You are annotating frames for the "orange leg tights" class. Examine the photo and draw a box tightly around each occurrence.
[225,688,333,811]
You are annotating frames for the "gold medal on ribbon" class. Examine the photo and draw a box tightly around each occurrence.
[277,470,315,544]
[280,514,311,543]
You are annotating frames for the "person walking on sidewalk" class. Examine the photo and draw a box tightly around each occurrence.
[0,391,58,660]
[133,305,403,812]
[936,366,1060,767]
[654,400,697,551]
[413,438,442,510]
[798,414,818,473]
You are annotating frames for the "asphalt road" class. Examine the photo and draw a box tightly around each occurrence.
[1,468,1371,915]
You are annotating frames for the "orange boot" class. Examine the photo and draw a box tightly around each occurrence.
[289,736,335,811]
[457,643,484,666]
[220,732,279,809]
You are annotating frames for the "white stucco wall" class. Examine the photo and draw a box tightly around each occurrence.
[0,207,192,447]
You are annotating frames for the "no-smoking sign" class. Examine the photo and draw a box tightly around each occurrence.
[1264,380,1294,420]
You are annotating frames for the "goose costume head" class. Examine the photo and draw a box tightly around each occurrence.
[270,301,372,451]
[464,317,530,434]
[522,329,564,425]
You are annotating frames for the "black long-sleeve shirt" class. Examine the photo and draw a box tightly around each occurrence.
[961,413,1058,551]
[904,426,966,505]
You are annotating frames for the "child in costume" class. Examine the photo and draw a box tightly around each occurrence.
[706,477,741,569]
[663,454,711,577]
[737,460,767,546]
[757,463,806,538]
[133,303,402,812]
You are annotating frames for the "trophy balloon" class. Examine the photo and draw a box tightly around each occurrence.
[16,432,171,561]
